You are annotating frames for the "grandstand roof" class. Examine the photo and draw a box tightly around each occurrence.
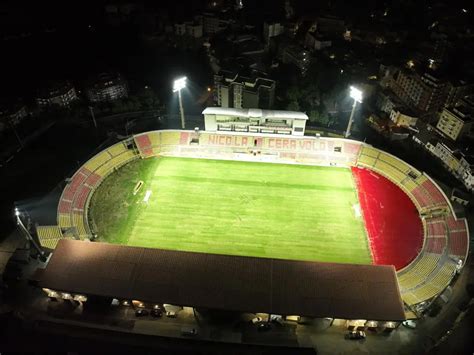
[202,107,309,120]
[37,240,405,321]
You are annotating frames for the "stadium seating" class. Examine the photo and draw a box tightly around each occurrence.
[343,141,361,156]
[401,178,418,193]
[134,134,153,157]
[448,231,469,258]
[397,269,427,290]
[360,146,380,158]
[404,253,440,279]
[373,160,408,182]
[426,219,446,237]
[56,139,140,244]
[149,131,161,147]
[72,213,88,238]
[357,154,377,167]
[58,213,72,229]
[106,142,128,157]
[94,150,137,177]
[446,216,467,232]
[62,170,88,201]
[425,237,446,254]
[36,225,64,249]
[84,151,112,174]
[72,186,92,211]
[421,180,447,206]
[84,172,101,189]
[411,186,432,209]
[161,131,181,146]
[414,174,428,185]
[58,199,72,214]
[53,131,469,308]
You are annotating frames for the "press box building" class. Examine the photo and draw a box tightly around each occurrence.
[202,107,308,136]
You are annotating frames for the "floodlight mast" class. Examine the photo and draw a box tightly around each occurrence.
[173,77,187,129]
[14,208,45,257]
[345,86,363,138]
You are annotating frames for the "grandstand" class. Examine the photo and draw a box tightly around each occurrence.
[45,129,469,314]
[55,141,140,239]
[36,226,65,250]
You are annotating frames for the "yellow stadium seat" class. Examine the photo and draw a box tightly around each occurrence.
[148,132,161,147]
[107,143,128,157]
[360,146,380,158]
[36,225,63,249]
[72,213,89,239]
[161,131,181,145]
[84,151,112,174]
[58,213,72,228]
[357,154,377,167]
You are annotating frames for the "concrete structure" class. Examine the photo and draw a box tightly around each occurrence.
[175,22,203,38]
[85,72,128,103]
[376,89,405,114]
[429,141,474,191]
[433,141,461,173]
[304,32,332,51]
[36,81,78,108]
[282,45,311,76]
[445,80,474,107]
[186,22,203,38]
[37,239,405,321]
[214,71,275,109]
[316,15,345,35]
[202,12,229,34]
[174,22,186,36]
[436,106,473,141]
[202,107,308,136]
[390,108,418,127]
[389,70,449,113]
[0,102,28,126]
[263,22,284,43]
[459,155,474,191]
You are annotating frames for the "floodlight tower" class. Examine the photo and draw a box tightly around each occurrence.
[173,76,187,129]
[345,86,363,138]
[15,208,45,258]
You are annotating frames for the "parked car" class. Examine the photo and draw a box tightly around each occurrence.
[166,311,177,318]
[251,316,263,324]
[402,320,417,329]
[151,309,163,318]
[257,322,272,332]
[135,309,149,317]
[181,327,198,336]
[345,330,366,340]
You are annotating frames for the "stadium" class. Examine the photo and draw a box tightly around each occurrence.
[34,111,469,326]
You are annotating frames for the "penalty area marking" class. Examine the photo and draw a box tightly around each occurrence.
[143,190,152,204]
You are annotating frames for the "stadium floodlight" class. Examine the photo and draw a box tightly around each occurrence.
[350,86,363,103]
[173,76,187,92]
[173,76,187,129]
[345,86,363,138]
[14,207,45,258]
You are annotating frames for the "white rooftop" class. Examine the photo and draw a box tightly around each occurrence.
[202,107,309,120]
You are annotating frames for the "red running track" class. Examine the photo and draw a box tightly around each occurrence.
[352,167,424,270]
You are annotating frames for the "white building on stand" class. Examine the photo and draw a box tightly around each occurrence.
[202,107,308,136]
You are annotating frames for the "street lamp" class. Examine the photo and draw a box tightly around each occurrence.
[173,76,187,129]
[345,86,363,138]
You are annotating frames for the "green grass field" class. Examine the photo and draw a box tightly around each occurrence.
[89,157,372,264]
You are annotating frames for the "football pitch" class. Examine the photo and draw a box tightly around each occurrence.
[90,156,372,264]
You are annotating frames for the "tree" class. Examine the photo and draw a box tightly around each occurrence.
[309,105,331,127]
[287,100,300,111]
